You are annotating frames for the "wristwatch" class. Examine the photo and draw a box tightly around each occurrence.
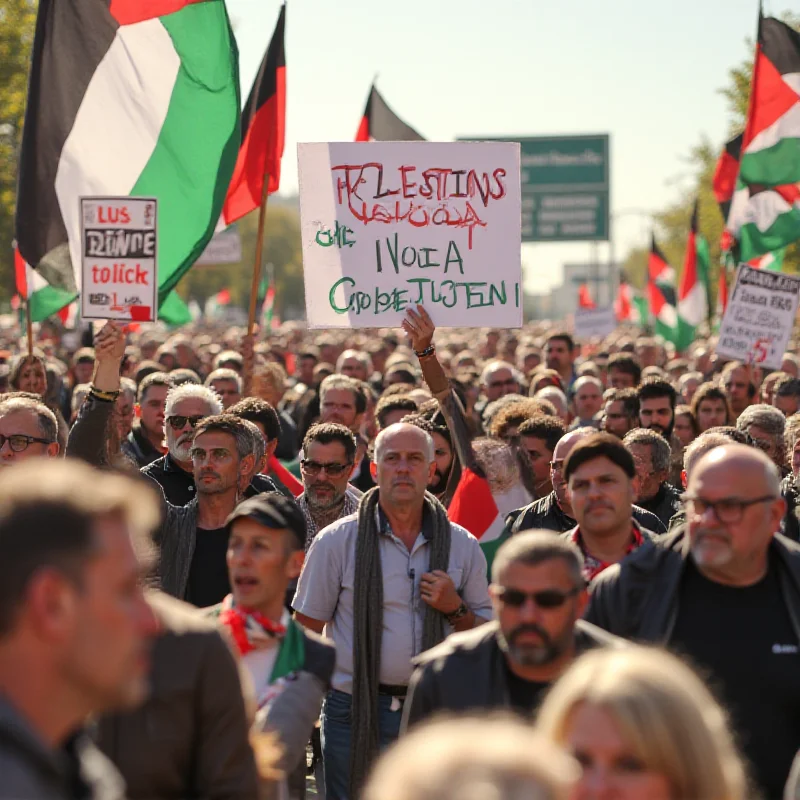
[445,602,469,624]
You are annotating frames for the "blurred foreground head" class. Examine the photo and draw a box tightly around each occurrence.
[364,714,578,800]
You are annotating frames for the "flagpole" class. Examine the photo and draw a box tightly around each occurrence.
[243,169,271,395]
[25,299,33,358]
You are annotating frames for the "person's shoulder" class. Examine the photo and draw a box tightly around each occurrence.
[575,619,628,650]
[413,620,499,667]
[448,521,480,545]
[632,503,667,533]
[148,590,220,634]
[299,626,336,681]
[592,529,685,589]
[308,512,359,553]
[140,455,166,477]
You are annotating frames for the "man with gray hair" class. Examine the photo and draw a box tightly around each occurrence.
[587,444,800,798]
[336,349,373,383]
[401,530,620,731]
[736,403,787,472]
[143,382,277,505]
[0,394,59,467]
[623,428,682,530]
[569,375,603,430]
[480,360,521,404]
[294,422,492,799]
[204,367,242,409]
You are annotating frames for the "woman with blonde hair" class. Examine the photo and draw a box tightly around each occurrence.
[537,646,748,800]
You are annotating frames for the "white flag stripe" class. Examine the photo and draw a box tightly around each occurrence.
[55,19,179,290]
[678,282,707,327]
[745,101,800,155]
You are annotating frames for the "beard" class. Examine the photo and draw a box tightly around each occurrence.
[497,623,568,667]
[168,433,193,463]
[306,481,345,511]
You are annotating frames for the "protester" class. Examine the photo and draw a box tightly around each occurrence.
[517,415,567,500]
[97,591,261,800]
[480,360,521,404]
[673,404,699,447]
[721,361,757,420]
[677,370,703,404]
[509,427,665,536]
[0,460,160,799]
[564,433,660,581]
[736,403,787,472]
[537,646,747,800]
[365,716,579,800]
[205,367,243,409]
[402,414,459,505]
[0,394,60,465]
[637,377,677,439]
[586,444,800,798]
[775,376,800,417]
[298,422,361,550]
[601,387,639,439]
[569,375,603,430]
[206,493,335,796]
[402,531,620,728]
[606,353,641,390]
[623,428,683,529]
[691,382,732,432]
[293,422,492,798]
[544,333,577,390]
[374,394,418,430]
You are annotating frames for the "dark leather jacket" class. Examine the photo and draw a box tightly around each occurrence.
[635,482,683,532]
[121,421,163,468]
[401,619,623,731]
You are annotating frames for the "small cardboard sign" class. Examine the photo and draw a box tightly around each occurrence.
[716,265,800,370]
[574,306,616,340]
[80,197,157,321]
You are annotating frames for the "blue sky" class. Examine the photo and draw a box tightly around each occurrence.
[226,0,771,294]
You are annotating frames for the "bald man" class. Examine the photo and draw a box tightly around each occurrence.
[508,427,665,535]
[587,445,800,799]
[294,422,491,798]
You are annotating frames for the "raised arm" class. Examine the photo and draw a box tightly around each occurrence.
[402,305,479,475]
[66,322,125,467]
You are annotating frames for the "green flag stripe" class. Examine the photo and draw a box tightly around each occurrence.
[740,138,800,186]
[129,2,240,304]
[30,287,76,323]
[739,209,800,262]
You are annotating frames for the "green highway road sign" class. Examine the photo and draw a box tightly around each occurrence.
[462,134,610,243]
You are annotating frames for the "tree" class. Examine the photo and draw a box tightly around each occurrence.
[0,0,36,302]
[178,205,305,318]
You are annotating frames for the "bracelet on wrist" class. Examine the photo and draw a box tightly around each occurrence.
[89,386,120,402]
[445,601,469,623]
[414,344,435,359]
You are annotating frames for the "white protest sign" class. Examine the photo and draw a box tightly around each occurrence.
[716,265,800,370]
[80,197,157,322]
[574,306,616,339]
[298,142,522,328]
[196,226,242,265]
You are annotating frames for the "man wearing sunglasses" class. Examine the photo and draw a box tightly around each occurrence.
[480,361,521,405]
[401,531,620,730]
[586,444,800,800]
[297,423,360,550]
[0,395,60,466]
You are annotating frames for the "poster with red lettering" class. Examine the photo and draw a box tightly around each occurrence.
[298,142,521,328]
[80,197,158,322]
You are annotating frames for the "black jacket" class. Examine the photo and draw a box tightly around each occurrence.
[585,529,800,643]
[635,482,683,532]
[121,422,163,468]
[782,473,800,542]
[401,619,622,731]
[141,454,279,506]
[508,491,667,536]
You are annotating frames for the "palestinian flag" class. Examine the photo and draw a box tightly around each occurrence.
[676,201,710,351]
[355,85,425,142]
[647,234,678,343]
[725,16,800,260]
[258,267,276,329]
[615,280,647,326]
[221,4,285,227]
[739,16,800,187]
[14,246,74,323]
[748,248,786,271]
[448,467,531,575]
[205,287,231,318]
[578,283,595,309]
[713,133,743,222]
[15,0,241,306]
[158,290,193,327]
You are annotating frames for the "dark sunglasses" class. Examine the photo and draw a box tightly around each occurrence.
[300,459,352,477]
[495,586,582,609]
[166,414,205,430]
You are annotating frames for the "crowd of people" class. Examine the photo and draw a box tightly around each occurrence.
[1,306,800,799]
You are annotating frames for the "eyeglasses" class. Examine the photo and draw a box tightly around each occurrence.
[300,460,352,477]
[495,586,582,609]
[681,494,777,523]
[166,415,206,430]
[0,434,54,452]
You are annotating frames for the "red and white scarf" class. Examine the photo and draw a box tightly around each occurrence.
[218,594,286,656]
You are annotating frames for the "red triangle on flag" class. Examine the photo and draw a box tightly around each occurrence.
[448,468,499,541]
